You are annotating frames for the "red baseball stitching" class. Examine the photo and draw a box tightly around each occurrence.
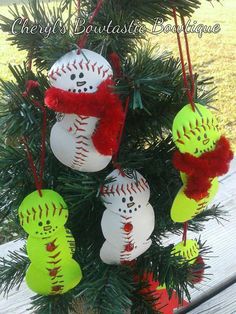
[71,115,90,169]
[49,57,111,81]
[100,178,149,196]
[176,116,219,140]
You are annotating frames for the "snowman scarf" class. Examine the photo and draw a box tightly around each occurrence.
[173,136,233,201]
[44,79,124,156]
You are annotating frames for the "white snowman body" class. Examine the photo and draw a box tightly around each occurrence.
[48,49,113,172]
[100,169,155,264]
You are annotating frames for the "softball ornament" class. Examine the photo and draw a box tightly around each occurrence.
[18,190,82,295]
[171,239,199,265]
[100,169,155,265]
[171,103,233,222]
[44,49,124,172]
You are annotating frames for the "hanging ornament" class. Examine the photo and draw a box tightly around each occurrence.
[171,239,199,265]
[44,49,124,172]
[18,190,82,295]
[99,168,155,264]
[171,103,233,222]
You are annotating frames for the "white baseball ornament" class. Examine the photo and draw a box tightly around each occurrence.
[47,49,114,172]
[100,169,155,264]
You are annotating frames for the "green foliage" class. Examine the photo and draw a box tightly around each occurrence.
[0,246,29,296]
[0,0,225,313]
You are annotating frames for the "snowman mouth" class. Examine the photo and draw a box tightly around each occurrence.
[127,202,135,208]
[77,81,86,87]
[43,226,52,231]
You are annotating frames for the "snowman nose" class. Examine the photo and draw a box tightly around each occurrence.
[127,202,135,208]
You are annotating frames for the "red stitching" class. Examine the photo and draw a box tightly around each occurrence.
[86,61,90,71]
[49,252,61,259]
[55,67,61,77]
[75,119,88,126]
[141,178,149,188]
[76,135,89,140]
[44,203,49,217]
[59,206,63,216]
[121,184,126,195]
[39,205,43,219]
[61,65,66,73]
[103,69,109,78]
[116,185,120,196]
[75,146,89,152]
[97,65,103,75]
[110,185,114,195]
[127,184,131,194]
[77,115,89,120]
[73,123,86,132]
[91,62,97,72]
[73,60,77,69]
[74,156,86,162]
[79,60,83,70]
[52,203,57,216]
[76,141,88,146]
[75,152,87,158]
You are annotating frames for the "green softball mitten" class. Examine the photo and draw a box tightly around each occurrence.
[18,189,82,295]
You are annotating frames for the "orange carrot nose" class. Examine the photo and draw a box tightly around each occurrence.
[203,138,210,145]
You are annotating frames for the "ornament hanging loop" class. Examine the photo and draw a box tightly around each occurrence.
[172,8,195,111]
[22,81,47,197]
[77,0,104,51]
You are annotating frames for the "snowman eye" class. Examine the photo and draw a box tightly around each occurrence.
[197,136,201,141]
[122,197,126,203]
[38,221,43,226]
[130,196,133,201]
[204,133,207,138]
[79,72,84,78]
[70,74,76,80]
[46,220,50,225]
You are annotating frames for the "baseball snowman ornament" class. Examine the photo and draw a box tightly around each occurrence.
[45,49,124,172]
[100,169,155,264]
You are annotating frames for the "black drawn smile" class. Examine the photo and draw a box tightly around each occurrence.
[77,81,86,87]
[127,202,135,208]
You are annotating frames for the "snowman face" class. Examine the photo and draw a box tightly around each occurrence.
[172,103,221,157]
[48,49,113,94]
[18,190,68,238]
[100,169,150,217]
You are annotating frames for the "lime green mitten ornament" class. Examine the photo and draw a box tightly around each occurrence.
[18,190,82,295]
[171,103,233,222]
[172,239,199,265]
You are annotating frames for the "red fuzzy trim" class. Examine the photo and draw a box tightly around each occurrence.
[173,136,233,201]
[44,79,124,155]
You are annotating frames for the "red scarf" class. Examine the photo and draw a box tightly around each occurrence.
[44,79,124,156]
[173,136,233,201]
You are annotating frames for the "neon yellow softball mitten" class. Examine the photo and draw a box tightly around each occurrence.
[18,190,82,295]
[172,239,199,265]
[170,103,232,222]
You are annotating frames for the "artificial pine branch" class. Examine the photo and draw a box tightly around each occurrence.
[0,246,29,297]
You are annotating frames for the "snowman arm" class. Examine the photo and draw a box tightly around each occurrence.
[92,95,124,155]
